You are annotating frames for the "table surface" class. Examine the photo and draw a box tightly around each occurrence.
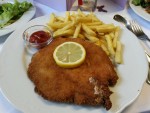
[0,0,150,113]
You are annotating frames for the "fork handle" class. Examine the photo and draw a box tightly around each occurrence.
[139,34,150,42]
[146,36,150,42]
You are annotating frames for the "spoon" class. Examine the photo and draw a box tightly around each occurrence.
[113,14,150,85]
[113,14,132,31]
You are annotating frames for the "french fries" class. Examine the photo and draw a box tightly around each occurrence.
[47,10,123,64]
[73,23,81,38]
[82,23,97,36]
[105,35,115,56]
[115,41,123,63]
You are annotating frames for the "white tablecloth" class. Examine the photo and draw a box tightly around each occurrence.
[0,0,150,113]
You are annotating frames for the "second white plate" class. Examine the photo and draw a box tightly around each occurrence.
[0,0,36,37]
[129,0,150,22]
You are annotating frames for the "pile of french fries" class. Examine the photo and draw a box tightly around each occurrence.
[47,10,123,64]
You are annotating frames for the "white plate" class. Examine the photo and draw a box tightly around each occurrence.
[129,0,150,22]
[0,12,148,113]
[0,0,36,37]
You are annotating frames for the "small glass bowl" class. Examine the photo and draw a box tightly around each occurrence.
[23,25,53,49]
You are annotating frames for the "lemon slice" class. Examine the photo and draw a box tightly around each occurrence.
[53,41,86,68]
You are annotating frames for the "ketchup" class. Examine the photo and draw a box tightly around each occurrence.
[78,0,83,5]
[29,30,50,43]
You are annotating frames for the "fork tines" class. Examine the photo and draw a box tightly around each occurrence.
[130,20,144,36]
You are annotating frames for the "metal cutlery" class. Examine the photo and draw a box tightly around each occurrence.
[113,14,150,85]
[130,20,150,84]
[113,14,150,42]
[145,51,150,85]
[130,20,150,42]
[113,14,132,31]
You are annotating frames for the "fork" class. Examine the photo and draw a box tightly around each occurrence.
[113,15,150,85]
[130,20,150,42]
[130,20,150,85]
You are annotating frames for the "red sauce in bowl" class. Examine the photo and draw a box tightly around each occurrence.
[29,30,50,43]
